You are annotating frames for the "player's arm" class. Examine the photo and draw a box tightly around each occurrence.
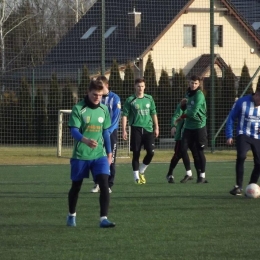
[171,104,182,136]
[70,127,97,148]
[121,116,128,140]
[121,99,130,140]
[152,114,159,138]
[109,96,121,133]
[69,107,97,148]
[103,128,112,164]
[149,97,159,137]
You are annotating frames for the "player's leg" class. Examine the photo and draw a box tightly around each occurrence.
[93,157,115,228]
[67,159,90,226]
[248,138,260,185]
[180,129,193,183]
[67,180,83,226]
[230,134,250,195]
[166,140,182,183]
[108,129,118,192]
[195,126,208,184]
[130,127,142,183]
[189,141,201,180]
[140,130,155,184]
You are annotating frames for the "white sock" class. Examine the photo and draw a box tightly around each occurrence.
[186,170,192,176]
[69,212,76,216]
[100,216,107,222]
[139,163,148,174]
[133,171,139,180]
[200,172,205,178]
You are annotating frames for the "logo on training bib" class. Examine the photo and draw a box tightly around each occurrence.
[146,104,150,108]
[135,104,140,109]
[98,117,104,123]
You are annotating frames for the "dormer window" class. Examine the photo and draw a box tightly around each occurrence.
[81,26,97,39]
[104,26,117,38]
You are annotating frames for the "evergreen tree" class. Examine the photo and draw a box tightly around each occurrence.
[34,89,47,144]
[178,69,188,98]
[18,77,33,143]
[47,73,61,144]
[122,62,135,103]
[78,65,90,101]
[218,65,236,145]
[158,69,172,137]
[238,62,252,97]
[109,60,123,97]
[144,54,157,100]
[205,68,221,148]
[62,79,74,109]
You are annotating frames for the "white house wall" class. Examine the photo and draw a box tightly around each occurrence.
[141,0,260,88]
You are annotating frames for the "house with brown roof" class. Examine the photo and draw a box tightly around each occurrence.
[35,0,260,88]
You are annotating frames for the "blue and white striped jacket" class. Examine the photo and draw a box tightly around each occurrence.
[226,94,260,139]
[102,91,121,134]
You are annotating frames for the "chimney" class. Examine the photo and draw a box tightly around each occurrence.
[128,7,141,39]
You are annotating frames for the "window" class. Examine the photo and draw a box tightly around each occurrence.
[81,26,97,39]
[214,25,223,47]
[183,25,196,47]
[104,26,117,38]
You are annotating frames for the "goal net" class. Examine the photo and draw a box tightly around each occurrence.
[57,109,130,158]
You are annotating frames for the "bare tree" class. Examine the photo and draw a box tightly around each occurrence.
[0,0,37,74]
[64,0,97,23]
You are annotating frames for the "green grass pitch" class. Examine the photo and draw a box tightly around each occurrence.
[0,161,259,260]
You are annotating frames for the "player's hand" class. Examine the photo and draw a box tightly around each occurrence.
[226,138,233,145]
[107,153,112,165]
[171,127,176,136]
[154,127,159,138]
[122,130,128,140]
[174,117,182,125]
[180,98,187,110]
[180,98,187,105]
[84,138,98,148]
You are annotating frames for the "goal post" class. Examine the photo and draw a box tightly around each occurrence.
[57,109,130,158]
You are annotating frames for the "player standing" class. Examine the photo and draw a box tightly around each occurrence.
[122,78,159,184]
[91,75,121,193]
[226,83,260,195]
[176,75,208,183]
[166,103,201,183]
[67,79,115,228]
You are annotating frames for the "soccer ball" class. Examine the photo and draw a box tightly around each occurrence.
[245,183,260,198]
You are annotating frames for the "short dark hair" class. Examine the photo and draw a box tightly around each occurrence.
[190,75,201,82]
[96,75,108,85]
[135,78,145,85]
[88,79,104,91]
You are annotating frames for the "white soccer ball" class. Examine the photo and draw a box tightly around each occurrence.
[245,183,260,198]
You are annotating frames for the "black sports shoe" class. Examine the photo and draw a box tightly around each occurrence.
[230,186,242,196]
[196,177,208,184]
[180,175,193,183]
[166,175,175,183]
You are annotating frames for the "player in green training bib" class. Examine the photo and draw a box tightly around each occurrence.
[66,79,115,228]
[176,75,208,183]
[122,78,159,184]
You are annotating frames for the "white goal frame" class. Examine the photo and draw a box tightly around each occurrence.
[57,109,131,158]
